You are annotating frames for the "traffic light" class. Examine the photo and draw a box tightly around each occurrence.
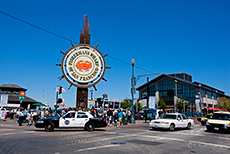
[58,98,63,103]
[59,86,62,94]
[97,98,101,103]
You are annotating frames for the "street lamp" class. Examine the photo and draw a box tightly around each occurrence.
[90,90,93,100]
[199,84,203,117]
[102,94,108,118]
[131,59,135,124]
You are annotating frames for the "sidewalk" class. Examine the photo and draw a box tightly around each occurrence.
[0,118,30,129]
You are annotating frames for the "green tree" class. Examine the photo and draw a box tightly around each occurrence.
[176,97,189,112]
[157,96,168,110]
[134,101,143,112]
[216,97,230,111]
[121,98,132,109]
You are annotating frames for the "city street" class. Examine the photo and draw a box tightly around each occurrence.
[0,120,230,154]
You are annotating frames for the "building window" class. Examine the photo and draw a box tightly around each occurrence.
[141,89,147,99]
[207,91,212,99]
[158,79,175,91]
[213,93,217,100]
[149,85,156,96]
[158,79,175,102]
[200,89,205,98]
[159,91,174,102]
[177,83,195,98]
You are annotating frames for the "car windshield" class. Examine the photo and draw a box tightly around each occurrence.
[210,113,230,120]
[162,114,176,119]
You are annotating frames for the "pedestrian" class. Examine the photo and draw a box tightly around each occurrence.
[107,108,113,126]
[78,106,82,112]
[18,111,24,126]
[44,109,49,117]
[27,111,33,126]
[23,109,27,122]
[97,107,103,117]
[127,109,131,123]
[118,109,123,126]
[61,109,65,116]
[113,112,118,127]
[90,108,96,117]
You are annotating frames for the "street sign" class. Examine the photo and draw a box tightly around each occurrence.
[19,96,25,100]
[131,88,136,94]
[20,91,26,96]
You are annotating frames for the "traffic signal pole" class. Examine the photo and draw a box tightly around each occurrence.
[55,86,62,117]
[55,90,58,117]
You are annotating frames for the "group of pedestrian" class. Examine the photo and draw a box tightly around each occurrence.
[16,109,33,126]
[92,107,132,127]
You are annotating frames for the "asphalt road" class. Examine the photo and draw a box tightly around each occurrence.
[0,121,230,154]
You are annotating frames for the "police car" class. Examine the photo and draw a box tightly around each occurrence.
[34,111,107,131]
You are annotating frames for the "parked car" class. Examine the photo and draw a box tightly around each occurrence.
[35,111,107,131]
[149,113,194,131]
[206,112,230,132]
[134,112,143,120]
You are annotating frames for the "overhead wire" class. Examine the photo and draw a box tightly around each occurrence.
[0,10,156,74]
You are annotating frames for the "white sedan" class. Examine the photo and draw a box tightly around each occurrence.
[149,113,194,131]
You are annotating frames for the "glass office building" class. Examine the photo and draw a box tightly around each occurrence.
[137,73,229,112]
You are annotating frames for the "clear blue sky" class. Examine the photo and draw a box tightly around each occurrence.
[0,0,229,108]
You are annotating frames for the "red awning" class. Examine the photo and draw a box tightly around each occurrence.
[208,107,215,110]
[203,106,207,109]
[167,105,174,108]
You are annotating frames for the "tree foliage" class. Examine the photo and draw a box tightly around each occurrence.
[176,97,189,112]
[121,98,132,109]
[157,96,168,110]
[216,97,230,111]
[134,101,143,111]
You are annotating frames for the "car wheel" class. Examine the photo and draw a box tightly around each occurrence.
[187,123,191,130]
[85,122,95,131]
[169,124,175,131]
[206,126,212,132]
[45,123,54,132]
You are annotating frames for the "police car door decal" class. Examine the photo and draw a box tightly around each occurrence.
[59,112,76,127]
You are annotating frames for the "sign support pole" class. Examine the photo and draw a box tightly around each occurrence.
[76,15,90,109]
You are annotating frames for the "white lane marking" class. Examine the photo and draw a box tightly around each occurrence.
[146,130,205,136]
[137,135,185,141]
[169,132,204,136]
[189,141,230,149]
[0,131,35,136]
[135,134,230,149]
[0,129,15,131]
[219,137,230,140]
[75,144,120,152]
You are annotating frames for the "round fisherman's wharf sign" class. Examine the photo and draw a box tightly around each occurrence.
[61,44,106,88]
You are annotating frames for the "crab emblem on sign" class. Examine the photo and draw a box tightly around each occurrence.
[76,60,92,72]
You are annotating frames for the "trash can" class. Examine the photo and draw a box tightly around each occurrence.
[147,113,153,120]
[122,116,128,125]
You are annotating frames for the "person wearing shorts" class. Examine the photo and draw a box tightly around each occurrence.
[118,109,123,126]
[107,108,113,126]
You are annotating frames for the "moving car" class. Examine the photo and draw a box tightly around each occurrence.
[201,113,212,125]
[206,112,230,132]
[149,113,194,131]
[35,111,107,131]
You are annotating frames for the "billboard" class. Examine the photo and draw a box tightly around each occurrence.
[0,94,8,107]
[149,96,156,109]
